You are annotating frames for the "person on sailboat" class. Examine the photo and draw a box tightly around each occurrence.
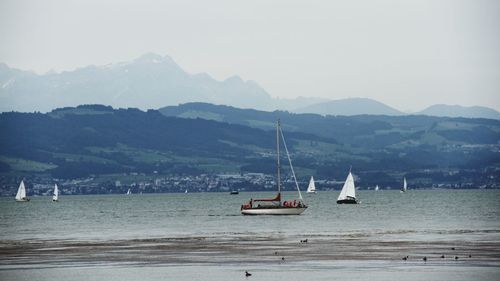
[240,120,307,215]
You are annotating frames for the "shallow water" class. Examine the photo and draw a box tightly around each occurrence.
[2,263,500,281]
[1,190,499,241]
[1,190,499,280]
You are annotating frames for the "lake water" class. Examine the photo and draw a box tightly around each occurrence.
[1,190,499,280]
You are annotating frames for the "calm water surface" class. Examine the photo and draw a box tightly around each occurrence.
[1,190,499,241]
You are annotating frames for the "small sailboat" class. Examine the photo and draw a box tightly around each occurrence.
[15,180,30,202]
[375,185,379,191]
[401,177,407,193]
[306,176,316,193]
[126,188,132,195]
[52,184,59,202]
[185,189,188,194]
[230,190,239,195]
[336,169,358,204]
[241,120,307,215]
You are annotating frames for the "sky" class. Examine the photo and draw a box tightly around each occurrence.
[0,0,499,112]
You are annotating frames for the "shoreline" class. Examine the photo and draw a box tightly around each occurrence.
[1,234,499,269]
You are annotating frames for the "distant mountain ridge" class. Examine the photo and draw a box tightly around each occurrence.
[1,53,499,119]
[293,98,404,116]
[416,104,500,120]
[0,53,322,113]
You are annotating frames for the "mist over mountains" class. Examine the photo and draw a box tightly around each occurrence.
[0,53,321,113]
[294,98,404,116]
[0,53,499,119]
[417,104,500,120]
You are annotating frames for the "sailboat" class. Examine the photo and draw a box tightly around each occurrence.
[336,169,358,204]
[126,188,132,195]
[375,185,379,191]
[52,184,59,202]
[306,176,316,193]
[241,120,307,215]
[401,177,407,193]
[15,180,30,202]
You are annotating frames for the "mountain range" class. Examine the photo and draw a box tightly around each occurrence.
[1,53,499,119]
[417,104,500,120]
[0,53,322,113]
[294,98,404,116]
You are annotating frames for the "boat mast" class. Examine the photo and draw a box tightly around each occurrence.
[276,119,281,197]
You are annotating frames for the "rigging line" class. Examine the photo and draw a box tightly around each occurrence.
[279,127,304,202]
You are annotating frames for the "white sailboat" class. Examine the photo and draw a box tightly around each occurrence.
[52,184,59,202]
[185,189,188,194]
[336,169,358,204]
[306,176,316,193]
[15,180,30,202]
[241,120,307,215]
[401,177,407,193]
[126,188,131,195]
[375,185,379,191]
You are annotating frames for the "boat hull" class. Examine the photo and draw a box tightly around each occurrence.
[15,198,30,202]
[241,207,307,215]
[336,199,357,204]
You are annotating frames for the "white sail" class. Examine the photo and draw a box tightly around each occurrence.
[337,172,356,201]
[52,184,59,201]
[126,188,131,195]
[402,177,407,192]
[306,176,316,193]
[375,185,379,191]
[15,180,27,201]
[185,189,188,193]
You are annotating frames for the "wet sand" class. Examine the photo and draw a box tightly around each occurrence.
[1,234,499,269]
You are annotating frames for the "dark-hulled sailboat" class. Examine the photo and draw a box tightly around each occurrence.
[336,169,358,204]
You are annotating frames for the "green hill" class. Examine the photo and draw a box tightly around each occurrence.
[0,104,499,192]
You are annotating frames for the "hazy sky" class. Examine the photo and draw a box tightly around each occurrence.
[1,0,499,111]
